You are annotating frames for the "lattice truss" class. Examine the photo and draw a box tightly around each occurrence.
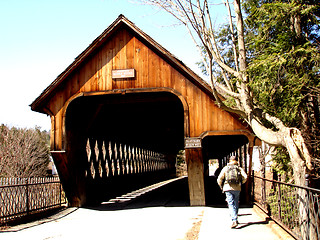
[85,139,169,179]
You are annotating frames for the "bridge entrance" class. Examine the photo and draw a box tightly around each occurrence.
[202,134,251,205]
[31,15,257,207]
[64,91,185,204]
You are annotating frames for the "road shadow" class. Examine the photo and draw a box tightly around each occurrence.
[86,176,230,211]
[236,219,269,229]
[86,177,190,211]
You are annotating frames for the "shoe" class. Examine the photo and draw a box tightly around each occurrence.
[231,221,238,228]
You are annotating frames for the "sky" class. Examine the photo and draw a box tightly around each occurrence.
[0,0,225,131]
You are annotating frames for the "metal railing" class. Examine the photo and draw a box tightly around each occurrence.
[253,175,320,240]
[0,177,67,226]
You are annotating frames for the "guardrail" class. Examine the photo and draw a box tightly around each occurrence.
[0,177,67,226]
[253,174,320,240]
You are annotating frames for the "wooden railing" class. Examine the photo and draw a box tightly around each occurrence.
[0,177,67,226]
[253,174,320,240]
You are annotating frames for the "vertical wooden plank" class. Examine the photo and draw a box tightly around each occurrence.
[50,115,55,150]
[148,50,159,88]
[119,29,126,90]
[172,70,186,98]
[161,59,171,87]
[55,109,63,150]
[126,32,135,89]
[155,52,161,87]
[106,39,114,90]
[186,81,195,136]
[50,94,60,150]
[134,37,148,88]
[194,87,202,136]
[133,37,140,88]
[203,94,209,131]
[225,111,231,130]
[120,29,127,69]
[126,32,134,68]
[185,147,206,206]
[84,57,93,92]
[148,50,153,88]
[97,49,104,91]
[91,54,99,92]
[141,44,149,88]
[78,64,87,93]
[219,106,225,130]
[213,105,219,130]
[70,73,79,97]
[100,44,108,91]
[157,56,163,87]
[113,31,121,90]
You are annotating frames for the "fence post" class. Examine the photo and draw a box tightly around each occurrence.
[26,178,29,216]
[277,183,282,220]
[261,175,267,211]
[60,182,62,205]
[251,170,255,203]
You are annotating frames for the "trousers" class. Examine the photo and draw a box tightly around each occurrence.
[225,190,240,222]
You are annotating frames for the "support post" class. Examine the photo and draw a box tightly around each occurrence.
[245,142,254,203]
[185,147,206,206]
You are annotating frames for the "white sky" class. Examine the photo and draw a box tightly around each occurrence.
[0,0,226,131]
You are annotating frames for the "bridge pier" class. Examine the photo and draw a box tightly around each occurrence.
[185,148,206,206]
[50,150,87,207]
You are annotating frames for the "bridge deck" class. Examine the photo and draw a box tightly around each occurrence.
[1,177,292,240]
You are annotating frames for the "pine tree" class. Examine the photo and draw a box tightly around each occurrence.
[244,0,320,180]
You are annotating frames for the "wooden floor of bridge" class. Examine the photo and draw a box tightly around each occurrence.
[1,177,292,240]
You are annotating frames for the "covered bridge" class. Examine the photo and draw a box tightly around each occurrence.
[31,15,257,207]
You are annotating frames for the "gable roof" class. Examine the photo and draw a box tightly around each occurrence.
[30,15,212,113]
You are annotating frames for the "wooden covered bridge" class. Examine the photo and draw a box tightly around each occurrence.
[31,15,257,207]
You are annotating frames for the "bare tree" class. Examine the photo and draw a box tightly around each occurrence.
[138,0,314,187]
[0,125,50,178]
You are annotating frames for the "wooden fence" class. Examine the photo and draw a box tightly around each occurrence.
[0,177,67,226]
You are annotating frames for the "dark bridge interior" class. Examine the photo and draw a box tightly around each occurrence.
[202,135,250,205]
[65,91,185,205]
[64,91,250,206]
[66,91,185,154]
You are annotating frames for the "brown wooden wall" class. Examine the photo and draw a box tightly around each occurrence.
[44,27,248,151]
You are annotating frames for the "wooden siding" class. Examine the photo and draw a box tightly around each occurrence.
[40,28,247,150]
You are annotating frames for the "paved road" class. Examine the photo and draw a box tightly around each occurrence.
[0,177,293,240]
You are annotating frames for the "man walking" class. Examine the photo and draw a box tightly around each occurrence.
[217,156,247,228]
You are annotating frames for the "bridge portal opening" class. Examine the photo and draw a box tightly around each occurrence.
[202,135,250,205]
[65,91,185,205]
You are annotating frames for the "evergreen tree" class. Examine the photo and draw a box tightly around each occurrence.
[244,0,320,179]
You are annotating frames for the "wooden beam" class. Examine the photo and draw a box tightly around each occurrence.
[50,151,84,207]
[185,148,206,206]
